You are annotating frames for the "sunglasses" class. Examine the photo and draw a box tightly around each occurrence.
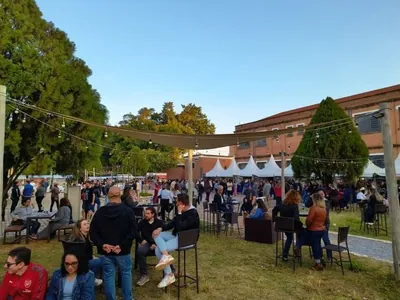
[64,261,78,268]
[5,261,19,268]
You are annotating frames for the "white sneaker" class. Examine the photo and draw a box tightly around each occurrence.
[158,274,175,288]
[94,278,103,286]
[155,254,174,271]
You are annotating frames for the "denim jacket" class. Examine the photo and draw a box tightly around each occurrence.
[45,269,95,300]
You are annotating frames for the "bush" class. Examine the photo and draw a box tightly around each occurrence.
[140,192,153,197]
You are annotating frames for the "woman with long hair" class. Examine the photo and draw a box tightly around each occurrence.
[295,192,327,271]
[248,199,268,219]
[272,189,303,260]
[365,187,383,223]
[69,219,103,286]
[34,198,71,240]
[46,251,94,299]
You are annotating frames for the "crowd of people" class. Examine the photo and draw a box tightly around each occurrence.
[1,185,200,300]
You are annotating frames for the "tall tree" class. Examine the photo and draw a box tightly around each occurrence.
[0,0,107,219]
[291,97,369,183]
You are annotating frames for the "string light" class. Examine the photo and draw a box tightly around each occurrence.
[148,138,152,145]
[58,131,62,139]
[104,131,108,138]
[195,138,199,148]
[22,115,26,123]
[9,114,13,122]
[62,118,66,128]
[14,108,19,114]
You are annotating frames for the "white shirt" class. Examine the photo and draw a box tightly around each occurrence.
[158,189,174,203]
[357,192,367,201]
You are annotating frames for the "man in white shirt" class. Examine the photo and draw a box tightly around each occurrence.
[356,187,367,202]
[158,184,174,221]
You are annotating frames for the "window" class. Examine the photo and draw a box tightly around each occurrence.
[256,161,266,169]
[286,125,294,137]
[369,155,385,168]
[354,112,381,134]
[238,163,247,170]
[255,138,267,147]
[272,128,279,138]
[297,124,305,135]
[237,142,250,149]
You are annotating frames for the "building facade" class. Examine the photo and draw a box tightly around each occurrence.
[231,84,400,169]
[165,154,233,181]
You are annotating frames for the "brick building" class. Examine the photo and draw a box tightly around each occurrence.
[231,84,400,169]
[165,154,233,181]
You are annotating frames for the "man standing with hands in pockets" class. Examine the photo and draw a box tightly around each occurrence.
[90,186,137,300]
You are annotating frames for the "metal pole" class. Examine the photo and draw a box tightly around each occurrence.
[379,102,400,280]
[0,85,6,224]
[188,149,194,205]
[280,151,286,201]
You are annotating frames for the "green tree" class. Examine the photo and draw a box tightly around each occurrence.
[291,97,369,183]
[110,145,149,176]
[0,0,107,219]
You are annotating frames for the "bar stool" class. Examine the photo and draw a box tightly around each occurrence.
[375,204,388,235]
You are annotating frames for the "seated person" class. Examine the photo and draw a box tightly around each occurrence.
[68,219,103,286]
[152,193,200,288]
[241,185,256,214]
[248,199,268,219]
[0,246,48,299]
[10,198,40,238]
[213,185,231,222]
[136,207,164,286]
[33,198,71,240]
[272,189,303,261]
[365,188,384,224]
[46,251,94,299]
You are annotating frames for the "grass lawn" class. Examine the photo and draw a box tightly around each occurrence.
[327,209,391,241]
[1,233,399,300]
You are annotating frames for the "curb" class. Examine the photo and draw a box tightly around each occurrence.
[329,231,392,244]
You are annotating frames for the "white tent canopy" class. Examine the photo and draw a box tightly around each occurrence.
[257,155,282,177]
[205,159,224,177]
[219,158,240,177]
[362,160,386,177]
[284,164,294,177]
[238,156,261,177]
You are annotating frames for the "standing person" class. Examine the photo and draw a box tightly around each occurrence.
[136,207,164,286]
[10,181,21,213]
[263,180,272,202]
[90,186,136,300]
[226,179,233,198]
[82,181,95,220]
[46,251,95,299]
[204,179,211,201]
[50,183,60,212]
[35,181,46,212]
[152,193,200,288]
[0,247,48,299]
[158,184,174,221]
[22,180,34,201]
[274,182,283,207]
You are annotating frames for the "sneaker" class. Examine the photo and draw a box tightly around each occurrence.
[282,256,288,262]
[136,275,149,286]
[94,278,103,286]
[155,254,174,271]
[158,274,175,288]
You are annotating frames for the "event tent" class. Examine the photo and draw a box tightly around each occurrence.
[284,164,294,177]
[238,156,261,177]
[362,160,386,177]
[219,158,240,177]
[257,155,282,177]
[395,154,400,176]
[205,159,224,177]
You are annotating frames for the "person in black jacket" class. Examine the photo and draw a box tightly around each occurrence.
[10,181,21,212]
[136,207,163,286]
[152,193,200,289]
[90,186,136,300]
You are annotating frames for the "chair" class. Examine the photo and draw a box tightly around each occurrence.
[56,223,74,241]
[3,225,26,244]
[202,202,209,233]
[166,229,200,300]
[245,218,277,244]
[375,204,388,235]
[274,217,297,271]
[359,204,376,235]
[322,226,353,275]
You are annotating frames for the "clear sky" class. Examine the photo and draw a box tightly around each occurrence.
[36,0,400,134]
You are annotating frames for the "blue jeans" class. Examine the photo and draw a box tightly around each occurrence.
[310,230,325,261]
[154,231,178,275]
[100,255,133,300]
[105,196,109,205]
[88,258,102,275]
[283,232,293,257]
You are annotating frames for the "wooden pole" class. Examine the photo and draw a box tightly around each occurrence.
[188,149,194,205]
[379,102,400,280]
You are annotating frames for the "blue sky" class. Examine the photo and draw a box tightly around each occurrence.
[36,0,400,133]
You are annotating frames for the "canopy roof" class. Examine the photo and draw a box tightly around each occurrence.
[257,155,282,177]
[238,156,260,177]
[284,164,294,177]
[205,159,224,177]
[362,160,385,177]
[219,158,240,177]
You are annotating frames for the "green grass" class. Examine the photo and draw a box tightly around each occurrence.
[1,233,399,299]
[328,209,391,241]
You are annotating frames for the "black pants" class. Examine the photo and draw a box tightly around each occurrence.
[50,197,59,212]
[10,198,19,212]
[36,197,44,211]
[160,199,170,221]
[137,243,151,276]
[27,220,40,235]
